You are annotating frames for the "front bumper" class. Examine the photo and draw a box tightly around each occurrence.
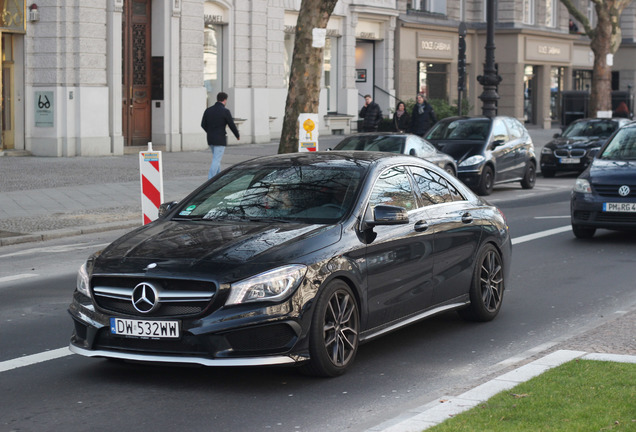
[541,154,591,173]
[571,192,636,230]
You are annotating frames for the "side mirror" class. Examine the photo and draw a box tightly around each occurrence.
[158,201,179,217]
[364,205,409,228]
[491,139,505,148]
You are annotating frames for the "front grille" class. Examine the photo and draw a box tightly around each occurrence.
[574,210,636,224]
[593,183,636,197]
[554,148,586,158]
[94,328,213,356]
[91,276,216,318]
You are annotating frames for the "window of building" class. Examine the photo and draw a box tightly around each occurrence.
[285,32,339,112]
[411,0,447,15]
[523,0,535,25]
[545,0,556,27]
[573,70,592,92]
[204,22,223,107]
[418,62,448,101]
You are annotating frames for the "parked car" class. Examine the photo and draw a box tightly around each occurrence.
[331,132,457,175]
[68,152,511,377]
[424,116,537,195]
[571,121,636,238]
[541,117,632,177]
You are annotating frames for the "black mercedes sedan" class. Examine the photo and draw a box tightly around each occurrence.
[571,121,636,238]
[425,116,536,195]
[331,132,457,176]
[541,118,632,177]
[69,152,511,376]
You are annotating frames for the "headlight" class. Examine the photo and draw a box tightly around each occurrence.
[76,262,91,298]
[459,155,485,167]
[573,178,592,193]
[541,147,553,154]
[226,264,308,305]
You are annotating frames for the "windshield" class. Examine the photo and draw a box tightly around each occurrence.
[174,164,364,223]
[563,120,618,138]
[425,119,491,141]
[598,128,636,160]
[334,135,404,153]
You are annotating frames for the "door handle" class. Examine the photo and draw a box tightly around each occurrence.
[414,220,429,232]
[461,212,474,224]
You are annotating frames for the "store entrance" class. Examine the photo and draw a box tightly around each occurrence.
[524,65,536,124]
[1,33,14,149]
[122,0,152,146]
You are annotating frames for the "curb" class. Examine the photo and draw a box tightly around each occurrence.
[0,219,141,247]
[367,350,636,432]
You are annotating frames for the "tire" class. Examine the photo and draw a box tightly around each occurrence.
[475,166,494,196]
[458,244,504,322]
[541,168,556,178]
[572,224,596,239]
[520,161,536,189]
[300,280,360,377]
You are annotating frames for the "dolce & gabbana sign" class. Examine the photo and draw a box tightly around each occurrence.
[525,37,571,62]
[417,34,453,59]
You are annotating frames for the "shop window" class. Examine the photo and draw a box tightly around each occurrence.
[573,70,592,92]
[418,62,448,101]
[285,33,339,113]
[204,22,224,107]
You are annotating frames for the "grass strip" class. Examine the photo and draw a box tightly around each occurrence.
[427,359,636,431]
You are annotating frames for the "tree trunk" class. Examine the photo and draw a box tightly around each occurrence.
[278,0,338,154]
[589,4,613,115]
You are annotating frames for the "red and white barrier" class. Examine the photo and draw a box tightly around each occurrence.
[139,142,164,225]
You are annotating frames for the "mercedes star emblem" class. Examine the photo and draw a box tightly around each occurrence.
[132,282,159,314]
[618,185,631,197]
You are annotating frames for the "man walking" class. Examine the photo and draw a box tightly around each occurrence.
[201,92,240,179]
[410,93,437,137]
[359,94,383,132]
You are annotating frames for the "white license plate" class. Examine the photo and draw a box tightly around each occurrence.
[603,202,636,212]
[559,157,580,164]
[110,318,180,339]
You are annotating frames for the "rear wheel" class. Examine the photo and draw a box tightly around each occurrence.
[475,166,494,196]
[572,224,596,239]
[300,280,359,377]
[520,161,536,189]
[458,244,504,322]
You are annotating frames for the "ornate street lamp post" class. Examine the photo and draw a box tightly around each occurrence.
[477,0,501,117]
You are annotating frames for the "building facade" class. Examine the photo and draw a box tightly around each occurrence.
[1,0,635,157]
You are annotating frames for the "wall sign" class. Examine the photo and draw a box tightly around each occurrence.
[356,69,367,83]
[35,91,54,128]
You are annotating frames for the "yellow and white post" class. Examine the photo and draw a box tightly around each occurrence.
[298,113,319,152]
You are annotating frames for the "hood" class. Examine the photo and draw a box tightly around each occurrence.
[428,140,486,163]
[587,159,636,183]
[94,220,342,276]
[546,136,607,149]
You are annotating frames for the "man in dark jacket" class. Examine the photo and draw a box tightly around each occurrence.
[201,92,240,179]
[410,93,437,137]
[359,94,383,132]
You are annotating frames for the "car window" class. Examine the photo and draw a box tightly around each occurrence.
[176,164,364,223]
[368,166,416,211]
[504,117,524,139]
[334,136,404,153]
[563,120,618,138]
[599,127,636,160]
[491,118,508,143]
[410,166,464,206]
[408,136,435,157]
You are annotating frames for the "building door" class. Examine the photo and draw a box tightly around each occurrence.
[524,65,536,124]
[1,33,15,149]
[122,0,151,146]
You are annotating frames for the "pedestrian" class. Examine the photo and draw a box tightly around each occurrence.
[410,93,437,137]
[569,19,579,33]
[359,94,383,132]
[201,91,240,179]
[392,101,410,133]
[613,101,631,118]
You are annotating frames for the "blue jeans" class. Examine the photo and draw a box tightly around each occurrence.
[208,145,226,179]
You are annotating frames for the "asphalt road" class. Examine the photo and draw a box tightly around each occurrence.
[1,179,636,432]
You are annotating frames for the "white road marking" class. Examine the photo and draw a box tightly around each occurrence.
[0,242,110,259]
[1,225,576,373]
[0,274,39,283]
[0,347,73,373]
[512,225,572,245]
